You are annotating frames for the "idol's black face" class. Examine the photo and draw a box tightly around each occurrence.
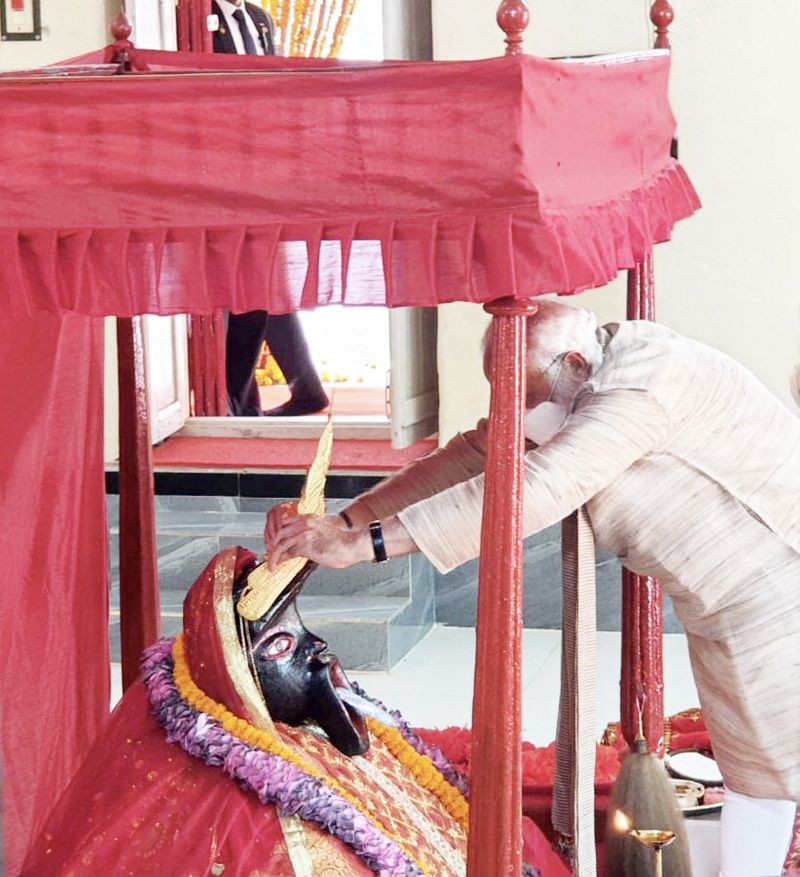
[235,579,369,757]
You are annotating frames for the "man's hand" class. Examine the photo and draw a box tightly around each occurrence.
[264,501,298,550]
[267,511,372,570]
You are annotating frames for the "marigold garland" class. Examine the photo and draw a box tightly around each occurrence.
[261,0,358,58]
[171,636,471,872]
[366,719,470,831]
[329,0,357,59]
[145,637,539,877]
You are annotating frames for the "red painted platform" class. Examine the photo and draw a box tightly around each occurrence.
[152,436,438,473]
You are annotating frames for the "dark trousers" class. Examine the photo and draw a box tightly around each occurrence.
[225,311,325,416]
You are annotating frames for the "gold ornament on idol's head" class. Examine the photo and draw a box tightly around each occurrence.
[236,419,334,621]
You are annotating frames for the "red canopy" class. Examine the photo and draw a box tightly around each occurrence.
[0,44,699,877]
[0,48,698,317]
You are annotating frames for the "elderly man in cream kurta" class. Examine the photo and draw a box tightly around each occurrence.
[269,301,800,877]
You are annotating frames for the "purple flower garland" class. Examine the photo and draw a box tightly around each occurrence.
[143,639,421,877]
[143,638,539,877]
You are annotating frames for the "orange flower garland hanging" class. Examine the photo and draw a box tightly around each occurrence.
[329,0,357,59]
[261,0,359,58]
[366,719,470,831]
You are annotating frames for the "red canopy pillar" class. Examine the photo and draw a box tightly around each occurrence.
[467,298,538,877]
[466,8,533,876]
[620,252,665,753]
[177,0,213,53]
[619,0,675,755]
[110,11,162,689]
[188,311,228,416]
[116,316,161,689]
[175,0,227,416]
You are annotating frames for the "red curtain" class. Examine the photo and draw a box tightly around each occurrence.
[0,313,109,877]
[0,50,698,318]
[176,0,212,53]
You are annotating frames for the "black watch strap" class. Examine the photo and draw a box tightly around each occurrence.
[368,520,389,564]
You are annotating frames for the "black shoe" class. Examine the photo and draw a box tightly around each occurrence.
[264,396,329,417]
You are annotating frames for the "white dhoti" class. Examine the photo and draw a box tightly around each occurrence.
[719,789,796,877]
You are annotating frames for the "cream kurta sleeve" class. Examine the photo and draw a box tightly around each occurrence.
[398,388,670,573]
[345,419,492,522]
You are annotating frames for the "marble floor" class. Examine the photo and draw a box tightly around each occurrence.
[110,624,721,875]
[354,626,700,745]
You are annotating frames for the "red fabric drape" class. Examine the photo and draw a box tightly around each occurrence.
[19,682,299,877]
[0,313,109,877]
[18,684,569,877]
[0,49,698,318]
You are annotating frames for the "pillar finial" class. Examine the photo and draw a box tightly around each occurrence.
[650,0,674,50]
[111,6,133,42]
[110,6,134,71]
[497,0,530,56]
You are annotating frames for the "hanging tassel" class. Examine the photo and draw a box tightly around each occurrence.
[604,696,693,877]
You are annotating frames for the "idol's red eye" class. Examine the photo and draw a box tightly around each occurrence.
[263,634,295,659]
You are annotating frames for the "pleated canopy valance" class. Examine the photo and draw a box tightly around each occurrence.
[0,48,698,317]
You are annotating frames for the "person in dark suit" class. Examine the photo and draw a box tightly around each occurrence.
[212,0,329,417]
[211,0,275,55]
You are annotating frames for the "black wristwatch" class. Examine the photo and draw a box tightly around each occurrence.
[368,520,389,564]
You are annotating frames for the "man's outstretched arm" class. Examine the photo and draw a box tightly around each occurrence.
[400,387,669,572]
[268,388,668,572]
[265,418,490,567]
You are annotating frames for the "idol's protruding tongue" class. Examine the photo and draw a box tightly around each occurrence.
[318,660,370,756]
[335,686,399,728]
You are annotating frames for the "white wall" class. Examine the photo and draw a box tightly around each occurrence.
[0,0,114,70]
[432,0,800,440]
